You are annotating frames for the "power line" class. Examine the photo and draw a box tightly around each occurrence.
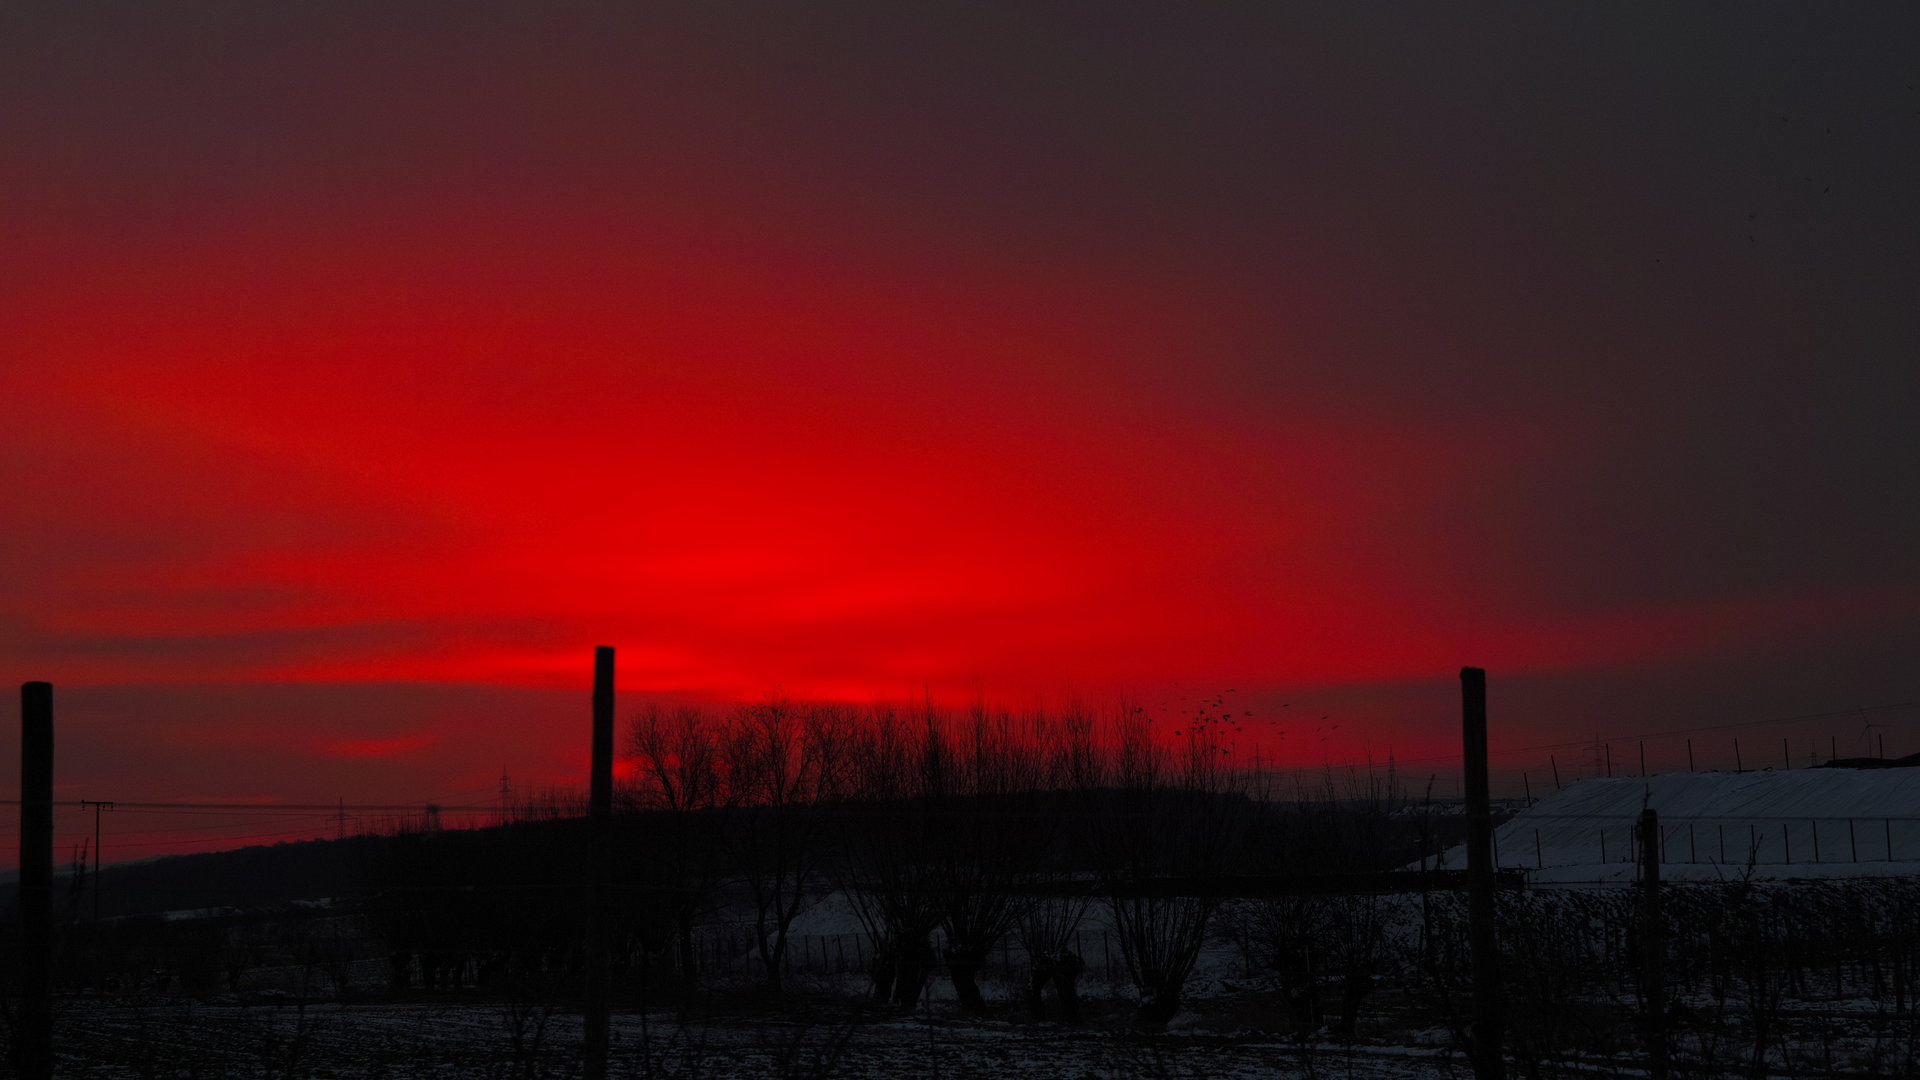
[1370,700,1920,769]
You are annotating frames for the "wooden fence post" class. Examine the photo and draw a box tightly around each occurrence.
[1462,667,1504,1080]
[17,682,53,1080]
[585,647,613,1080]
[1640,808,1667,1080]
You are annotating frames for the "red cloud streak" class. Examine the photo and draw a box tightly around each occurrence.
[6,217,1906,703]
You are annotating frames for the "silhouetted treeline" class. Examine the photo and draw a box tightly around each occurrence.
[3,697,1440,1029]
[352,696,1429,1026]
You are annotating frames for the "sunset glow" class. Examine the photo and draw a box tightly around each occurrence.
[5,4,1917,863]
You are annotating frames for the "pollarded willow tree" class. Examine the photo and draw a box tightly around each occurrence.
[845,704,946,1008]
[621,703,735,996]
[925,699,1050,1014]
[722,698,852,992]
[843,699,1055,1012]
[1013,698,1105,1021]
[1095,703,1253,1029]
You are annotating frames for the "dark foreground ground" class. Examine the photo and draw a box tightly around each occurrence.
[50,988,1464,1080]
[49,986,1920,1080]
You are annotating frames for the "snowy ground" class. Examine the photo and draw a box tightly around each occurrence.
[53,999,1470,1080]
[57,977,1920,1079]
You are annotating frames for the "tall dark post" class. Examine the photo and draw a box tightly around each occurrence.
[1461,667,1503,1080]
[585,647,614,1080]
[1639,808,1668,1080]
[19,682,54,1080]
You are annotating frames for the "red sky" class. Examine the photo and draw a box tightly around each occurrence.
[4,5,1918,863]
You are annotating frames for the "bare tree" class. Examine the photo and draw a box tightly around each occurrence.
[623,703,733,996]
[845,703,944,1008]
[1097,702,1250,1029]
[928,698,1044,1014]
[723,698,849,991]
[1009,701,1104,1021]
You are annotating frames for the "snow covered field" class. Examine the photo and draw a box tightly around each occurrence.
[55,999,1471,1080]
[1424,769,1920,884]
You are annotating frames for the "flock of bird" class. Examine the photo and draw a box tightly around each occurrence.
[1141,686,1340,756]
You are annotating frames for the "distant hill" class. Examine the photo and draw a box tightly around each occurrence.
[1,832,392,919]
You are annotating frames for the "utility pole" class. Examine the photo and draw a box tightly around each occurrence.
[499,765,511,825]
[79,799,113,922]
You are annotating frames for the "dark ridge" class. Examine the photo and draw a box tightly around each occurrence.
[1817,753,1920,769]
